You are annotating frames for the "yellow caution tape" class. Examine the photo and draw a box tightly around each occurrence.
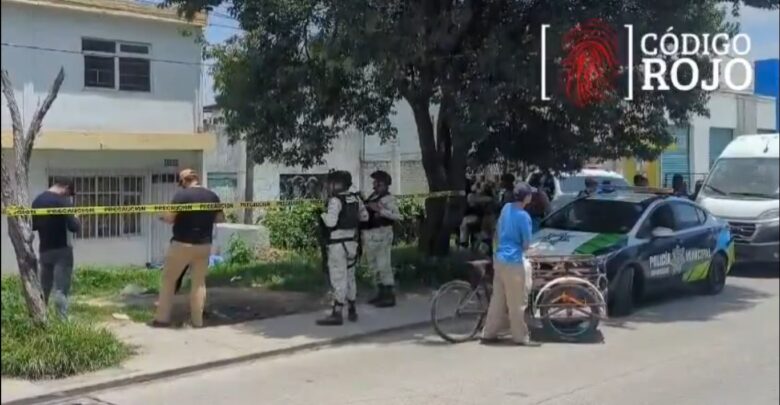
[2,190,465,217]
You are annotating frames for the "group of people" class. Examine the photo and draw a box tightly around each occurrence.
[28,168,403,329]
[458,173,551,255]
[315,169,401,326]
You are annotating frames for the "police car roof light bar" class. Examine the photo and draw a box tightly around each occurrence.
[610,185,675,195]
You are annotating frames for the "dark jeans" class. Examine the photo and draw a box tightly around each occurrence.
[39,247,74,319]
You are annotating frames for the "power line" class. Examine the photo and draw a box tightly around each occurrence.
[1,42,216,67]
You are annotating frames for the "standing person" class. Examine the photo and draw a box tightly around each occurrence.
[526,187,551,233]
[499,173,516,207]
[362,170,402,308]
[577,176,599,198]
[317,170,369,326]
[31,177,80,319]
[672,174,690,199]
[633,174,649,187]
[152,169,224,328]
[481,182,537,346]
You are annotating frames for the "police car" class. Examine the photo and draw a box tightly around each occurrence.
[529,188,735,317]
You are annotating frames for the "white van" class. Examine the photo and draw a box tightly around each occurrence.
[696,133,779,264]
[527,168,629,211]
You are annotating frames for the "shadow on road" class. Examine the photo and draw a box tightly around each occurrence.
[729,263,779,279]
[606,281,773,330]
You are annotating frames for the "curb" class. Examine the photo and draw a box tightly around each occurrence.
[3,319,431,405]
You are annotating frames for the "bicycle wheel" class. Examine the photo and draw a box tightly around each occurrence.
[537,283,602,340]
[431,280,488,343]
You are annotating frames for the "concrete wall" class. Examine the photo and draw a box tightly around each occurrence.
[1,150,202,274]
[251,129,363,201]
[689,91,777,176]
[0,2,203,134]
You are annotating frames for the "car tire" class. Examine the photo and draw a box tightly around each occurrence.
[609,266,635,318]
[701,254,727,295]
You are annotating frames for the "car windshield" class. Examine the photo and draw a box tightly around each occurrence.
[701,158,779,199]
[559,176,629,193]
[541,199,646,234]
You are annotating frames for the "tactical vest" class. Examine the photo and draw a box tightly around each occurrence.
[364,192,395,229]
[326,193,360,242]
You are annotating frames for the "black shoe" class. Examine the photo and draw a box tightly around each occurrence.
[374,286,396,308]
[347,301,358,322]
[316,303,344,326]
[480,337,502,345]
[368,285,384,305]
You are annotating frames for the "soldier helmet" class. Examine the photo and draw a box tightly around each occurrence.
[327,170,352,189]
[370,170,392,186]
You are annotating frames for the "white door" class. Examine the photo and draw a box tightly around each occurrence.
[149,173,179,266]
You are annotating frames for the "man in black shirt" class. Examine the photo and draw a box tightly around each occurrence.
[31,177,80,319]
[152,169,224,328]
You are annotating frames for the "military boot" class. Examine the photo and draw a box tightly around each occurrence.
[347,300,358,322]
[368,285,384,305]
[316,302,344,326]
[374,285,396,308]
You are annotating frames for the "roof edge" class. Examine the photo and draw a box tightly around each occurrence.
[3,0,207,27]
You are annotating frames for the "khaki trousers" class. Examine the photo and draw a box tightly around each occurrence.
[362,226,394,286]
[154,241,211,327]
[482,261,529,343]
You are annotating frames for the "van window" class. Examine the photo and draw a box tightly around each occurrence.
[702,158,779,199]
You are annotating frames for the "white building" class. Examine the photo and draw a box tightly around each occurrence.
[621,90,777,189]
[1,0,214,273]
[204,101,429,206]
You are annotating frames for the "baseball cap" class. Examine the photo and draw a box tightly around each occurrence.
[513,182,534,201]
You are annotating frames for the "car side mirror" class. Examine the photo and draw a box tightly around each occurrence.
[651,227,675,238]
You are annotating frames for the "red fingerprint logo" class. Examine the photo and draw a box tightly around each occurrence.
[561,19,619,108]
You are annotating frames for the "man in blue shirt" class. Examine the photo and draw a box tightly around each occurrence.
[482,182,536,346]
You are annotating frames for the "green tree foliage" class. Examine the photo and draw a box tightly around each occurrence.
[165,0,778,255]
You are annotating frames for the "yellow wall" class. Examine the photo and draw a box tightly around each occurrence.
[1,131,216,151]
[621,158,661,187]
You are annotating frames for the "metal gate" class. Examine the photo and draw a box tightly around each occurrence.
[661,126,691,190]
[148,172,179,266]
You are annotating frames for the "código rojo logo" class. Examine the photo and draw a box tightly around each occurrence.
[541,19,754,107]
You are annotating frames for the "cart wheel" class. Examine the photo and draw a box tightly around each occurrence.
[431,280,488,343]
[538,284,602,340]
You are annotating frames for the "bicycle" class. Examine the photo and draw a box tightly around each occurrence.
[430,255,607,343]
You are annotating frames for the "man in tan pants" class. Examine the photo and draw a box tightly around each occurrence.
[482,182,537,346]
[152,169,224,328]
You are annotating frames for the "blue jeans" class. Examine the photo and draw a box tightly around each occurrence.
[39,247,74,319]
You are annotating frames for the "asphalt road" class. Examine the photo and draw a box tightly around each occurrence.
[90,267,779,405]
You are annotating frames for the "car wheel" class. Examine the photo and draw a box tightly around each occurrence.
[609,266,635,317]
[702,254,727,295]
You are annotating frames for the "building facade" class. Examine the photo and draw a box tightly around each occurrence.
[1,0,214,273]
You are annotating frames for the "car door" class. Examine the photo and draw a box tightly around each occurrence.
[635,201,681,290]
[669,201,713,286]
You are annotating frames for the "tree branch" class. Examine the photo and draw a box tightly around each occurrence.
[23,67,65,165]
[1,69,25,152]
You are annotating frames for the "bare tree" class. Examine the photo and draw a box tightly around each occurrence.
[1,67,65,324]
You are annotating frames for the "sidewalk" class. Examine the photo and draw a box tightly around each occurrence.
[1,294,433,404]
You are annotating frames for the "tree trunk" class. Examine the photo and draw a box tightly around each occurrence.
[243,141,254,224]
[1,67,65,324]
[407,95,468,257]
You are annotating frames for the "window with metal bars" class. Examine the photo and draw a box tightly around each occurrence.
[48,175,144,239]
